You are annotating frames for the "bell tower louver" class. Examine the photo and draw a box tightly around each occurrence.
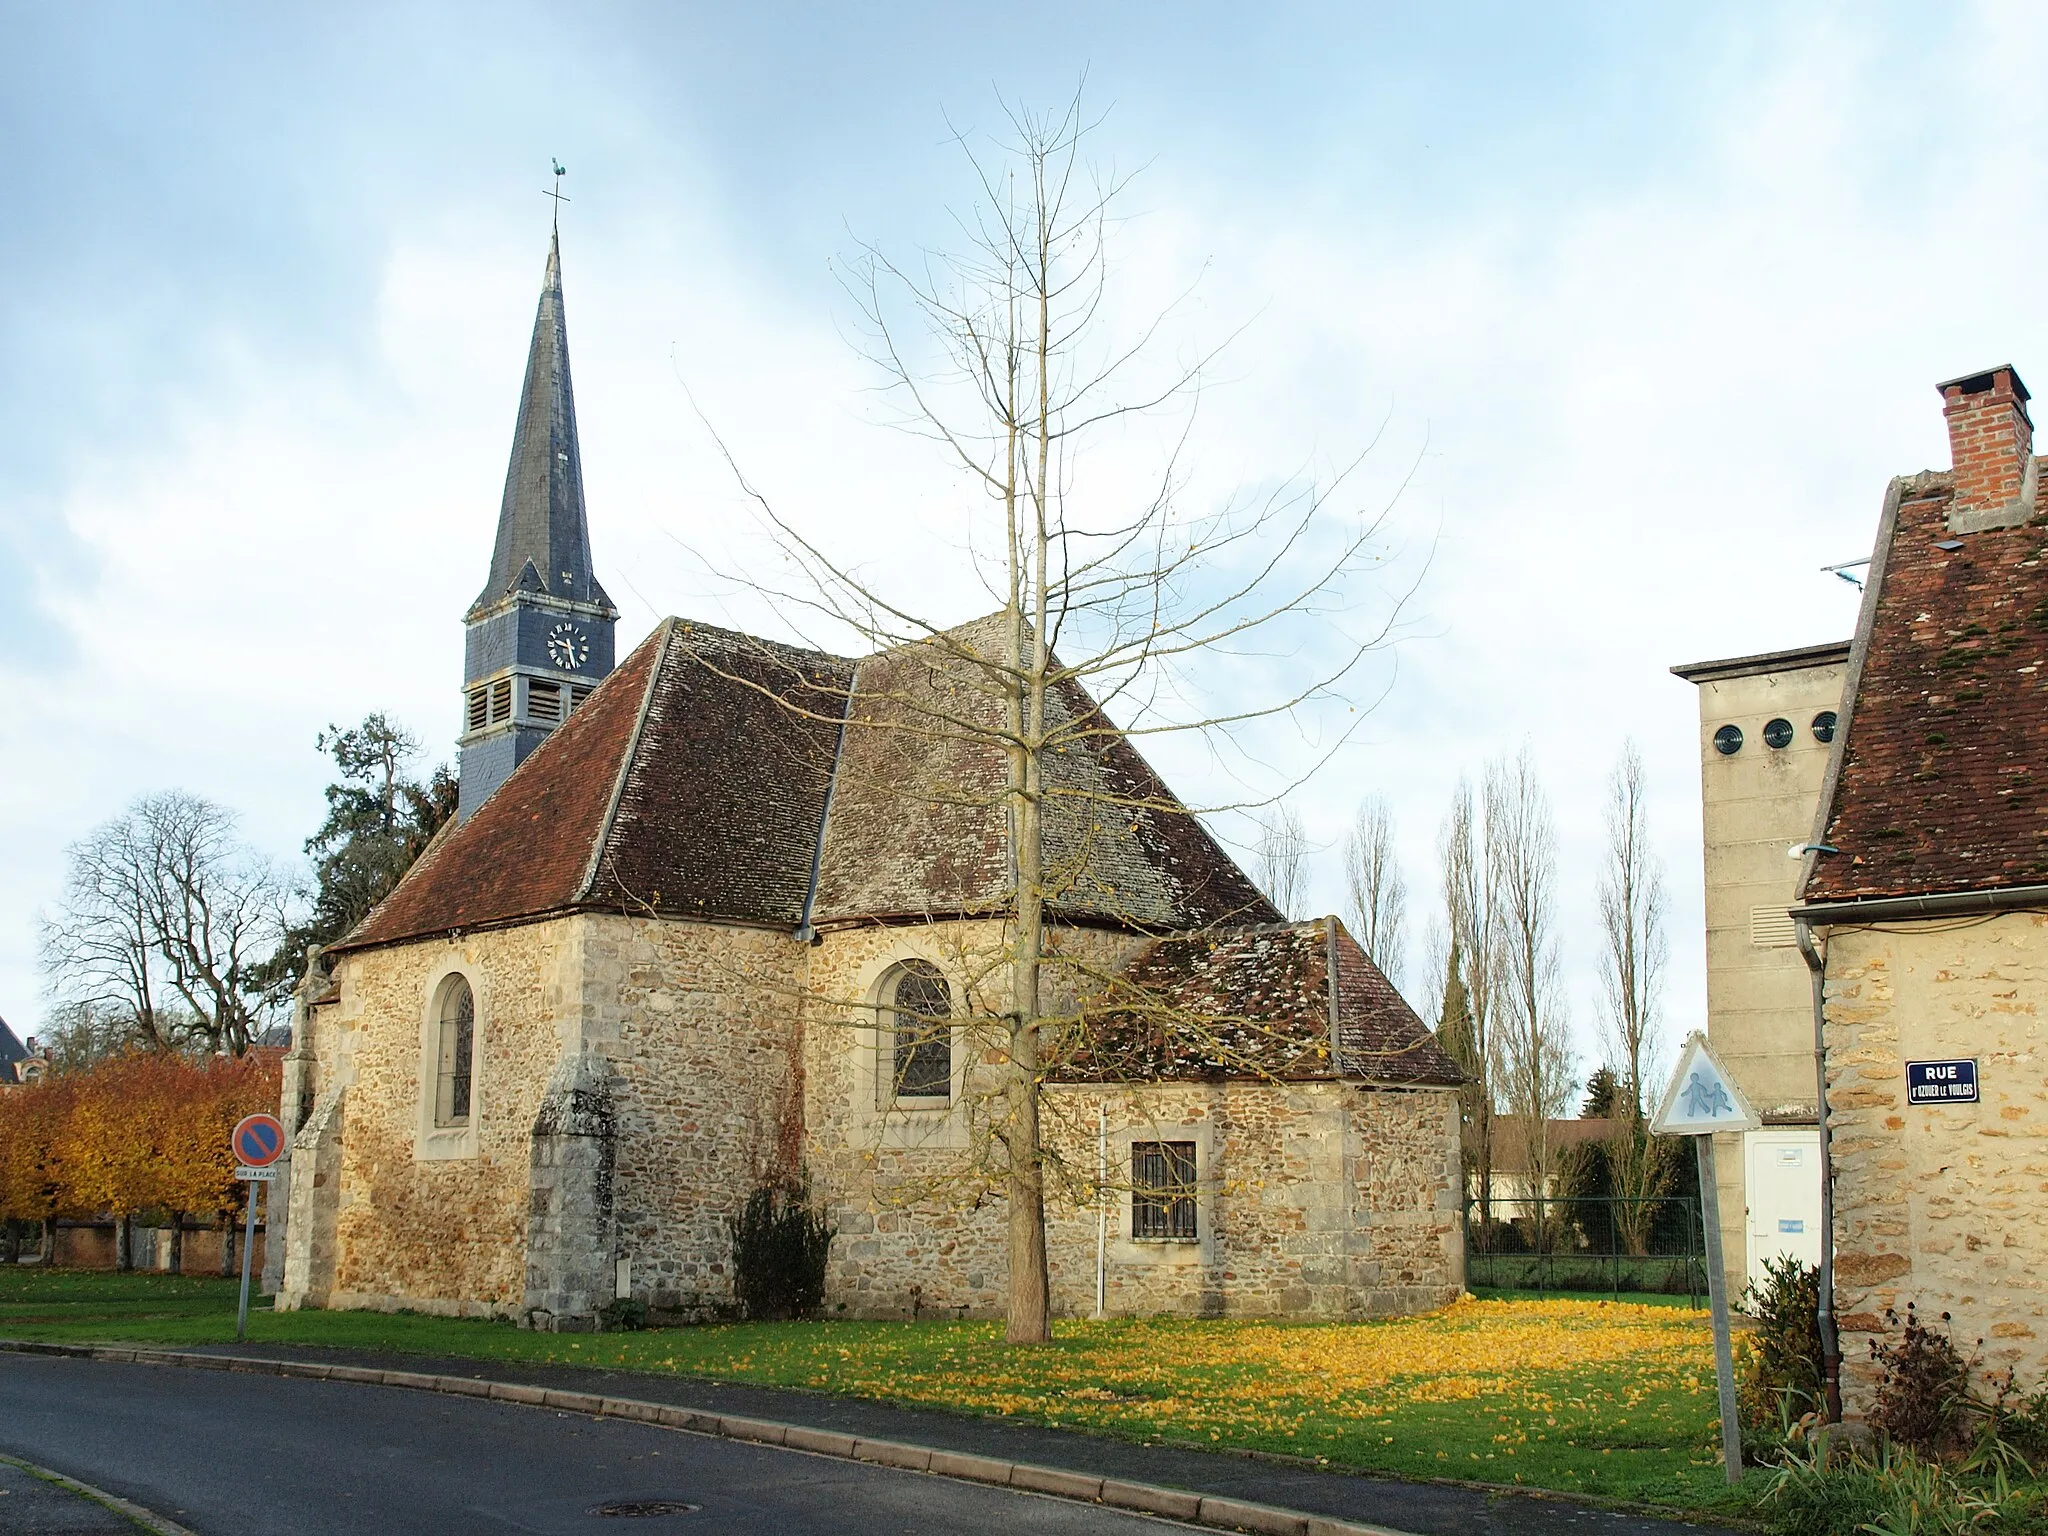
[457,228,618,820]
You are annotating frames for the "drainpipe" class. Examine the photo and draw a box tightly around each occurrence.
[1794,915,1843,1422]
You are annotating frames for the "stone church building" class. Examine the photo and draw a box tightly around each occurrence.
[273,232,1464,1328]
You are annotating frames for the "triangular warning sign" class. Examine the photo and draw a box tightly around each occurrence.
[1650,1032,1761,1136]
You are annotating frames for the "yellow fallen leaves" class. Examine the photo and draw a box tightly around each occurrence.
[634,1297,1713,1455]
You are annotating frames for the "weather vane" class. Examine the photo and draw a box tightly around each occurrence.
[544,158,570,230]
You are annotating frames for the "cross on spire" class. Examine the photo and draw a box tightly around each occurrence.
[544,158,570,232]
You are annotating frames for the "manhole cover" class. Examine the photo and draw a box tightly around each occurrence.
[589,1499,700,1518]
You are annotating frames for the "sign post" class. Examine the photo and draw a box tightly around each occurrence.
[1651,1032,1761,1485]
[229,1113,286,1342]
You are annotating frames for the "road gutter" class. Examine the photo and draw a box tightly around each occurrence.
[0,1450,199,1536]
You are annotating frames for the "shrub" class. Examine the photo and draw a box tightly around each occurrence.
[1741,1256,1826,1439]
[730,1177,835,1321]
[599,1296,647,1332]
[1871,1304,1969,1455]
[1764,1441,2048,1536]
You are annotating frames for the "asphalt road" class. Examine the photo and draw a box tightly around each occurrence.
[0,1354,1196,1534]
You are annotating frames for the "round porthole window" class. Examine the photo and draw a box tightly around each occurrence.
[1713,724,1743,756]
[1763,717,1794,749]
[1812,710,1838,744]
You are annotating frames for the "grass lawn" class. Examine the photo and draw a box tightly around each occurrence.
[0,1267,1751,1513]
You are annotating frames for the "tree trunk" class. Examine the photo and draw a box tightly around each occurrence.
[220,1211,236,1278]
[116,1213,132,1272]
[1003,653,1052,1345]
[167,1212,184,1275]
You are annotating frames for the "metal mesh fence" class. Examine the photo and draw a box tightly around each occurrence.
[1464,1195,1704,1306]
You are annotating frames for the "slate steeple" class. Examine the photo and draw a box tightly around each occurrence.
[473,230,612,616]
[457,230,618,821]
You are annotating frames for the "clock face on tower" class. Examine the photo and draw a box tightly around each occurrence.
[547,622,589,670]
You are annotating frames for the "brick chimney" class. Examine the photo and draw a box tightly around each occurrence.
[1939,366,2034,523]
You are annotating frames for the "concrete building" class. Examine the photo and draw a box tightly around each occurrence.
[272,230,1468,1329]
[1672,643,1849,1299]
[1795,365,2048,1415]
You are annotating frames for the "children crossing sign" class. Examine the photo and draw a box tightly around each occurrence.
[1650,1032,1761,1137]
[1650,1032,1760,1484]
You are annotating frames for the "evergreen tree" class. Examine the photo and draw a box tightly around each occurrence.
[1580,1064,1622,1117]
[1435,940,1486,1198]
[256,715,455,997]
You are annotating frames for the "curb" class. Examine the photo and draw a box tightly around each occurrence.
[0,1340,1415,1536]
[0,1450,199,1536]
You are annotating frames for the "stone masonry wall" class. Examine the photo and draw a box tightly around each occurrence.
[572,914,808,1317]
[298,913,808,1321]
[1823,912,2048,1413]
[321,925,576,1315]
[803,922,1463,1319]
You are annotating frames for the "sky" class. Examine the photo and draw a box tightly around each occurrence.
[4,2,2041,1086]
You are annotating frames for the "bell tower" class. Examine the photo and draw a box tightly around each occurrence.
[458,228,618,819]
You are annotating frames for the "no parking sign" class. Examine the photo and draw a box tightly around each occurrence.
[231,1113,285,1178]
[229,1113,286,1340]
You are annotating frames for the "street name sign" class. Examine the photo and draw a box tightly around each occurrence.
[1907,1059,1979,1105]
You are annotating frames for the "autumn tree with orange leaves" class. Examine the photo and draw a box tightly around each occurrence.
[0,1051,280,1264]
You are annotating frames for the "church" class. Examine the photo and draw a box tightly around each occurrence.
[272,231,1465,1329]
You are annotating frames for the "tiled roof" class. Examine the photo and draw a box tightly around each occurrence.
[1057,918,1462,1087]
[1805,469,2048,902]
[338,620,848,950]
[811,618,1275,930]
[337,613,1272,952]
[591,623,851,925]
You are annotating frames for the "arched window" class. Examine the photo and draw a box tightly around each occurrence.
[887,961,952,1104]
[434,976,476,1128]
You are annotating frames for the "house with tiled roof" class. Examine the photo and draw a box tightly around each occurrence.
[273,232,1464,1329]
[1788,365,2048,1417]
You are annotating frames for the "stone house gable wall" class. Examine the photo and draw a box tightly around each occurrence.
[803,923,1462,1319]
[1822,912,2048,1412]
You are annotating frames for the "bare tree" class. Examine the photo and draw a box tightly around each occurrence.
[1255,805,1310,922]
[1344,795,1406,988]
[40,806,183,1052]
[692,91,1411,1343]
[1598,739,1674,1253]
[1486,748,1575,1208]
[40,793,287,1056]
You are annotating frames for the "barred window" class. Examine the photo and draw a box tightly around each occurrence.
[888,961,952,1103]
[435,976,476,1128]
[1132,1141,1198,1241]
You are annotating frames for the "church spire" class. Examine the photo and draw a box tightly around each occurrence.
[457,220,618,823]
[473,229,612,615]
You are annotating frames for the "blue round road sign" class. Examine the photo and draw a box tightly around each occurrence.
[231,1113,286,1168]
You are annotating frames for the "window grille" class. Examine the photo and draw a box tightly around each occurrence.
[889,961,952,1102]
[489,678,513,725]
[528,680,563,723]
[435,977,475,1127]
[466,688,489,732]
[1131,1140,1198,1241]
